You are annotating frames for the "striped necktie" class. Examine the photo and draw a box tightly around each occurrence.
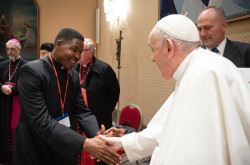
[211,47,219,53]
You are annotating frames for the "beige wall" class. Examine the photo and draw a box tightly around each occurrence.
[97,0,175,125]
[227,16,250,44]
[36,0,97,46]
[37,0,250,126]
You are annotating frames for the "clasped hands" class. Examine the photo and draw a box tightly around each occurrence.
[1,85,12,96]
[83,125,125,165]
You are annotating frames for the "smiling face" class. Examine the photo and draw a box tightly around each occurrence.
[197,8,227,49]
[6,42,21,61]
[53,38,83,70]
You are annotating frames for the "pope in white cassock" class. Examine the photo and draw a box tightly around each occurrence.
[99,14,250,165]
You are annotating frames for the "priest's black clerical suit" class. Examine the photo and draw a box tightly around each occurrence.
[12,56,100,165]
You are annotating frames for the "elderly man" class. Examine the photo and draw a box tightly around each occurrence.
[197,6,250,67]
[12,28,122,165]
[74,38,119,130]
[0,39,27,164]
[99,14,250,165]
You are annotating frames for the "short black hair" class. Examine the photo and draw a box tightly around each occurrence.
[40,42,54,52]
[54,28,84,46]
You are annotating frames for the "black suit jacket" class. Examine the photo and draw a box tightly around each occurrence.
[12,56,100,165]
[0,55,4,63]
[223,39,250,67]
[201,38,250,67]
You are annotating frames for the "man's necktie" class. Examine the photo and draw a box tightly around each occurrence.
[211,47,219,53]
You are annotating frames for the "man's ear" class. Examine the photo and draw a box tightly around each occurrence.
[222,20,228,32]
[165,38,174,59]
[90,49,94,56]
[55,40,62,47]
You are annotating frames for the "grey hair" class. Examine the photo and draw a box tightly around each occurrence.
[6,41,21,49]
[155,27,200,51]
[85,39,96,56]
[203,6,226,21]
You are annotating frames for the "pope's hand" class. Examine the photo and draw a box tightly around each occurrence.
[98,135,123,152]
[83,136,121,164]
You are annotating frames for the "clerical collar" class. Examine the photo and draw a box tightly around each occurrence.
[10,56,21,62]
[81,60,92,68]
[50,54,64,70]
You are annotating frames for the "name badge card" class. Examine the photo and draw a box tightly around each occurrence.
[56,113,71,127]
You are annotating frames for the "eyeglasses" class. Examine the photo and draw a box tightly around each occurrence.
[83,49,91,51]
[6,47,17,52]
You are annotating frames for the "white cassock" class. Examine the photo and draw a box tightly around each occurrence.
[122,47,250,165]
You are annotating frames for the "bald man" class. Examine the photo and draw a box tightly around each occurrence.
[99,14,250,165]
[197,6,250,67]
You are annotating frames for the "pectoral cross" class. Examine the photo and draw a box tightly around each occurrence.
[6,81,11,85]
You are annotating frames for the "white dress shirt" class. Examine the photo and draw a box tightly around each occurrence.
[206,38,227,56]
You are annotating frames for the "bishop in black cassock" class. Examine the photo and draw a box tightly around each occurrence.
[0,39,27,165]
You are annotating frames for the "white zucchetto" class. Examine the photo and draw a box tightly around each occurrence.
[157,14,199,42]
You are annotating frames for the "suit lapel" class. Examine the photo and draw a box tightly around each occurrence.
[223,39,239,61]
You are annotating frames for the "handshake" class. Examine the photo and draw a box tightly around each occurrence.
[82,125,126,165]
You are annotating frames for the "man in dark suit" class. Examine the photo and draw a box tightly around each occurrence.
[12,28,121,165]
[197,6,250,67]
[0,54,5,63]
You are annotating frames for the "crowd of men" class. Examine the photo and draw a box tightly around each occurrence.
[0,6,249,165]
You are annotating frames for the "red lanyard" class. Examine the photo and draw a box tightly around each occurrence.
[49,55,69,115]
[79,60,92,85]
